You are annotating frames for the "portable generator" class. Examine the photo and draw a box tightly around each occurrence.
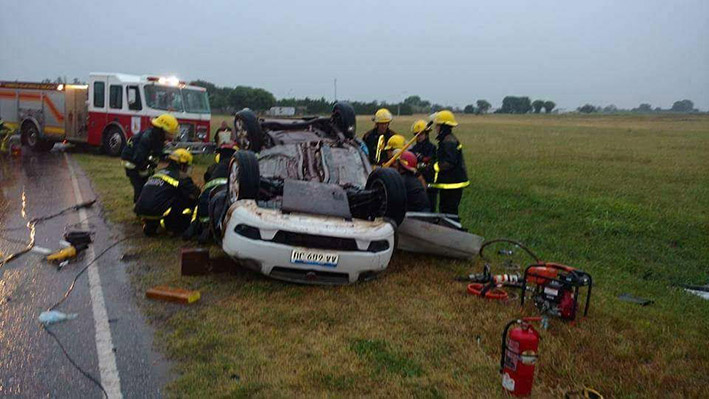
[521,263,592,321]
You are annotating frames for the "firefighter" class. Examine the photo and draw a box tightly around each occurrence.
[429,110,469,216]
[184,142,238,242]
[382,134,406,165]
[396,150,430,212]
[134,149,200,236]
[0,118,11,153]
[409,119,437,211]
[214,121,233,146]
[121,113,179,203]
[362,108,397,164]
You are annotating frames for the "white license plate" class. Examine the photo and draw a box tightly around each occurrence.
[290,248,339,267]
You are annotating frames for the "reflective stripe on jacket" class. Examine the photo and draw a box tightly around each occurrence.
[429,137,469,189]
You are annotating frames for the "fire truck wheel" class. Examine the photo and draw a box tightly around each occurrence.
[22,122,53,152]
[102,126,126,157]
[233,109,263,152]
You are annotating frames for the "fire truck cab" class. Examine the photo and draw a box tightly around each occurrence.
[0,73,211,156]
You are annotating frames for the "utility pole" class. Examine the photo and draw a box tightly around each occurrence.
[334,78,337,102]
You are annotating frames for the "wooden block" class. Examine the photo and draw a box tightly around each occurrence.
[181,247,210,276]
[146,286,200,304]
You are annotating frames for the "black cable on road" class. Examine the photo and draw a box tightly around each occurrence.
[43,325,109,399]
[43,232,140,399]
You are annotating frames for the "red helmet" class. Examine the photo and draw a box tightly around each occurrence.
[398,150,418,172]
[219,141,238,151]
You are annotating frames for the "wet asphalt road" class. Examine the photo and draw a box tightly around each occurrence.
[0,148,170,398]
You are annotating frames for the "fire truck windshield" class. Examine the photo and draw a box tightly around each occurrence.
[183,89,210,114]
[145,85,184,112]
[144,85,210,114]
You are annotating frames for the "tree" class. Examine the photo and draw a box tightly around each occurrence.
[633,103,653,113]
[500,96,532,114]
[577,104,598,113]
[602,104,618,113]
[532,100,545,114]
[671,99,694,113]
[403,95,421,106]
[225,86,276,111]
[543,101,556,114]
[463,104,476,114]
[476,99,491,114]
[403,95,431,113]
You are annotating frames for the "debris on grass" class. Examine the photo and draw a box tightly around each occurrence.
[618,293,654,306]
[683,287,709,300]
[146,286,201,304]
[181,248,210,276]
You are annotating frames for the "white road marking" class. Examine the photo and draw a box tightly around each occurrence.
[64,153,123,398]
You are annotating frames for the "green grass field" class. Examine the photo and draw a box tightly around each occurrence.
[74,113,709,398]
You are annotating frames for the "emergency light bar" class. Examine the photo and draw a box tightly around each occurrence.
[146,76,185,86]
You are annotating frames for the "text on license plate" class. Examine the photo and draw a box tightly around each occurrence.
[290,248,339,267]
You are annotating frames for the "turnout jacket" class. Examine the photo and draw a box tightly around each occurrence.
[362,127,396,164]
[402,172,431,212]
[411,138,437,183]
[203,157,230,185]
[134,165,200,217]
[431,132,469,189]
[121,127,165,171]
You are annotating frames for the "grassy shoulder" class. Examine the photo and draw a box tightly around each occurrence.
[74,113,709,398]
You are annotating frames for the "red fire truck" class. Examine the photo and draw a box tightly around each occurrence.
[0,73,211,156]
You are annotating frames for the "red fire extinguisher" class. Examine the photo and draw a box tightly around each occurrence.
[500,317,541,397]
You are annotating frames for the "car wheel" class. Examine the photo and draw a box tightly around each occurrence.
[366,167,407,226]
[228,150,260,205]
[234,109,263,152]
[208,188,228,244]
[331,102,356,139]
[22,122,53,152]
[102,126,126,157]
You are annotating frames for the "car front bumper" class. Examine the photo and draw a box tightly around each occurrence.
[222,200,395,284]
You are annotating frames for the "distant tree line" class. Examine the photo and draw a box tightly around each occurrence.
[40,77,86,84]
[190,80,276,113]
[190,80,703,116]
[576,99,699,114]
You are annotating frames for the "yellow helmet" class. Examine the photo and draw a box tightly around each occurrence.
[384,134,406,150]
[151,113,180,135]
[432,110,458,127]
[168,148,193,165]
[373,108,393,124]
[411,119,429,135]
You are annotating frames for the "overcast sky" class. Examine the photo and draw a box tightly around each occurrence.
[1,0,707,110]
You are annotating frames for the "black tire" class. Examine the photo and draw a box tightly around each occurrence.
[227,150,260,205]
[102,126,126,157]
[233,109,264,152]
[21,122,53,152]
[366,167,407,226]
[331,102,356,139]
[208,188,228,245]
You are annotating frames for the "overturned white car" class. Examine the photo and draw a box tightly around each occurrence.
[209,103,407,284]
